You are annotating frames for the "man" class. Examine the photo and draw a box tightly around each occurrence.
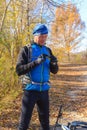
[16,23,58,130]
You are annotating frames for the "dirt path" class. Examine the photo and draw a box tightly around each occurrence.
[0,64,87,130]
[50,64,87,124]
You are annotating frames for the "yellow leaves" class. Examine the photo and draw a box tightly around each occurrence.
[51,2,85,62]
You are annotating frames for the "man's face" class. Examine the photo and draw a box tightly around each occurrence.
[34,34,48,46]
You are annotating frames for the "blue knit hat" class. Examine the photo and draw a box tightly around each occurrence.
[33,24,48,35]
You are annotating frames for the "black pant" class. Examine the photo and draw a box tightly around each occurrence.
[18,90,49,130]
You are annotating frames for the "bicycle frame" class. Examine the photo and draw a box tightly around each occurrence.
[54,105,87,130]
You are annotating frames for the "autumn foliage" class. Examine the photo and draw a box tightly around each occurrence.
[51,2,85,61]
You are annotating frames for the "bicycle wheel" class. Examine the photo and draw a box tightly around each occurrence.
[69,121,87,130]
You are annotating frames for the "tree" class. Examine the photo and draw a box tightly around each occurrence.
[0,0,40,96]
[51,2,85,62]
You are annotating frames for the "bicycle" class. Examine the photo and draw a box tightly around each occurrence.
[53,105,87,130]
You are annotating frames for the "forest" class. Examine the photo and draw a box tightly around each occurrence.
[0,0,87,129]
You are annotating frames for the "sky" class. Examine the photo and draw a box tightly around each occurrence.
[78,0,87,27]
[76,0,87,52]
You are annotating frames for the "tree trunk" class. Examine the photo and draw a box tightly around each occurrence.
[68,51,70,62]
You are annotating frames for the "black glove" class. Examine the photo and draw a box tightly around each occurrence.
[50,55,58,65]
[34,54,46,65]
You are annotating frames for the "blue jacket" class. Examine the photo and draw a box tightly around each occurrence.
[25,43,50,91]
[16,42,58,91]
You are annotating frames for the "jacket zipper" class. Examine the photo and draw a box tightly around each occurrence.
[40,48,44,91]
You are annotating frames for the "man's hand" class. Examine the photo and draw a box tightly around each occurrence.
[50,55,58,65]
[50,55,58,74]
[34,54,46,65]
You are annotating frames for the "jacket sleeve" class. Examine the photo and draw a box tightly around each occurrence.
[16,46,37,76]
[48,48,59,74]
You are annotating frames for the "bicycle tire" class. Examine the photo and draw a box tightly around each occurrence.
[69,121,87,130]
